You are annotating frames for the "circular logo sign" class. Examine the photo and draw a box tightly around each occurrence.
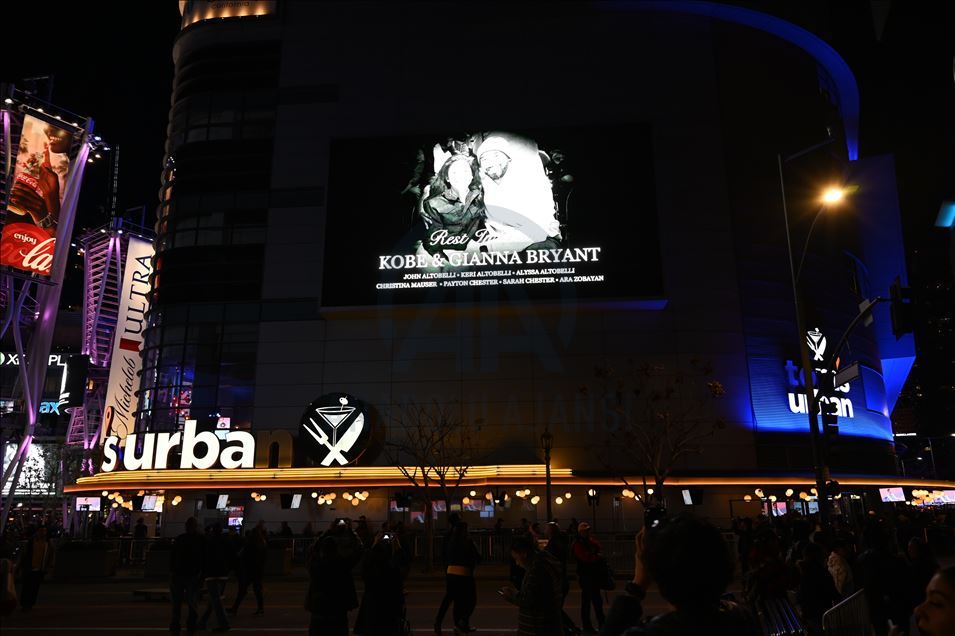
[299,393,371,467]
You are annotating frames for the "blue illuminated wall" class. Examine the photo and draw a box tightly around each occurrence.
[749,356,893,441]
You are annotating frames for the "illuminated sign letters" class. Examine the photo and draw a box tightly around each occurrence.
[784,328,855,419]
[101,420,256,472]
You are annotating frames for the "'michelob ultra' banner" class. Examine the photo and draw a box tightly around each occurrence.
[101,237,154,446]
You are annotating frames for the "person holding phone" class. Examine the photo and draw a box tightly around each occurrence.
[600,515,758,636]
[499,535,563,635]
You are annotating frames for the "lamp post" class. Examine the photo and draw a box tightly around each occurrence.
[541,425,554,522]
[777,148,849,528]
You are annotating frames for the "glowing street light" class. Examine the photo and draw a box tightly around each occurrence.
[820,186,848,206]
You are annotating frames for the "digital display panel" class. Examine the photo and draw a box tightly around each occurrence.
[140,495,158,511]
[323,125,662,306]
[879,487,905,502]
[75,496,101,511]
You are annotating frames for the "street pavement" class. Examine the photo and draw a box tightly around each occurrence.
[3,570,675,635]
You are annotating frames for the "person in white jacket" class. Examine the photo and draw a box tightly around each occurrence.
[827,540,854,597]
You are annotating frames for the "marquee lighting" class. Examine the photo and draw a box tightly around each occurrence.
[101,490,109,496]
[768,495,777,502]
[523,489,532,496]
[743,495,752,502]
[555,497,564,505]
[137,490,145,496]
[485,492,493,501]
[360,490,369,499]
[311,492,318,498]
[515,490,525,498]
[259,494,267,501]
[469,490,477,497]
[810,488,818,496]
[351,498,360,507]
[785,489,794,497]
[531,495,541,505]
[564,492,572,499]
[112,502,119,508]
[343,492,353,501]
[462,497,471,505]
[646,488,654,495]
[799,492,809,500]
[326,492,337,500]
[65,467,955,495]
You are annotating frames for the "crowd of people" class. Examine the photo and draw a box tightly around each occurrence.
[733,509,953,635]
[1,507,953,635]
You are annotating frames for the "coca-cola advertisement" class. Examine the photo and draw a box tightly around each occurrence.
[1,114,76,277]
[323,125,663,306]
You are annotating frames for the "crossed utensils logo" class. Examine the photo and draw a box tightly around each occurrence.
[302,396,365,466]
[806,327,827,362]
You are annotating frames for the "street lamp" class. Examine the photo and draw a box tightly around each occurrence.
[777,147,851,528]
[541,425,554,522]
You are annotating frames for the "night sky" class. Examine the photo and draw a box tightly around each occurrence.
[1,3,952,438]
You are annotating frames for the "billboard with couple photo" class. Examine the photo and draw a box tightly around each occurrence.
[322,125,663,306]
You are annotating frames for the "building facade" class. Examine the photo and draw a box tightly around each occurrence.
[69,2,941,533]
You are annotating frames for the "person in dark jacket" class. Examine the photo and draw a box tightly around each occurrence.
[357,534,408,636]
[906,537,940,617]
[306,535,355,636]
[198,523,234,632]
[229,525,267,616]
[573,522,605,632]
[856,522,913,636]
[501,535,564,636]
[544,522,578,634]
[795,542,840,634]
[435,512,461,634]
[169,517,205,635]
[601,515,758,636]
[445,521,481,634]
[17,526,53,611]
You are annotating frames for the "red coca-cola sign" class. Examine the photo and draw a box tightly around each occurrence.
[1,113,77,278]
[0,222,56,276]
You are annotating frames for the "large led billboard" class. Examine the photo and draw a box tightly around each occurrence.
[322,126,662,306]
[0,114,79,277]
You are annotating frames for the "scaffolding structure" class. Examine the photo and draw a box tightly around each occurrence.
[0,86,95,530]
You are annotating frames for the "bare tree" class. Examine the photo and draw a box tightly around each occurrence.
[384,401,482,572]
[588,358,727,507]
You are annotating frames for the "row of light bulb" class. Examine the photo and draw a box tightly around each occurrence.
[744,487,829,503]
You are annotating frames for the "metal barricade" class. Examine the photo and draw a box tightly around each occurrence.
[822,589,873,636]
[758,597,806,636]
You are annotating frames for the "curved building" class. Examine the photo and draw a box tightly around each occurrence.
[70,2,946,532]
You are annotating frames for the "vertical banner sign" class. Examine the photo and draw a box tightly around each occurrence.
[101,237,154,445]
[1,114,77,277]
